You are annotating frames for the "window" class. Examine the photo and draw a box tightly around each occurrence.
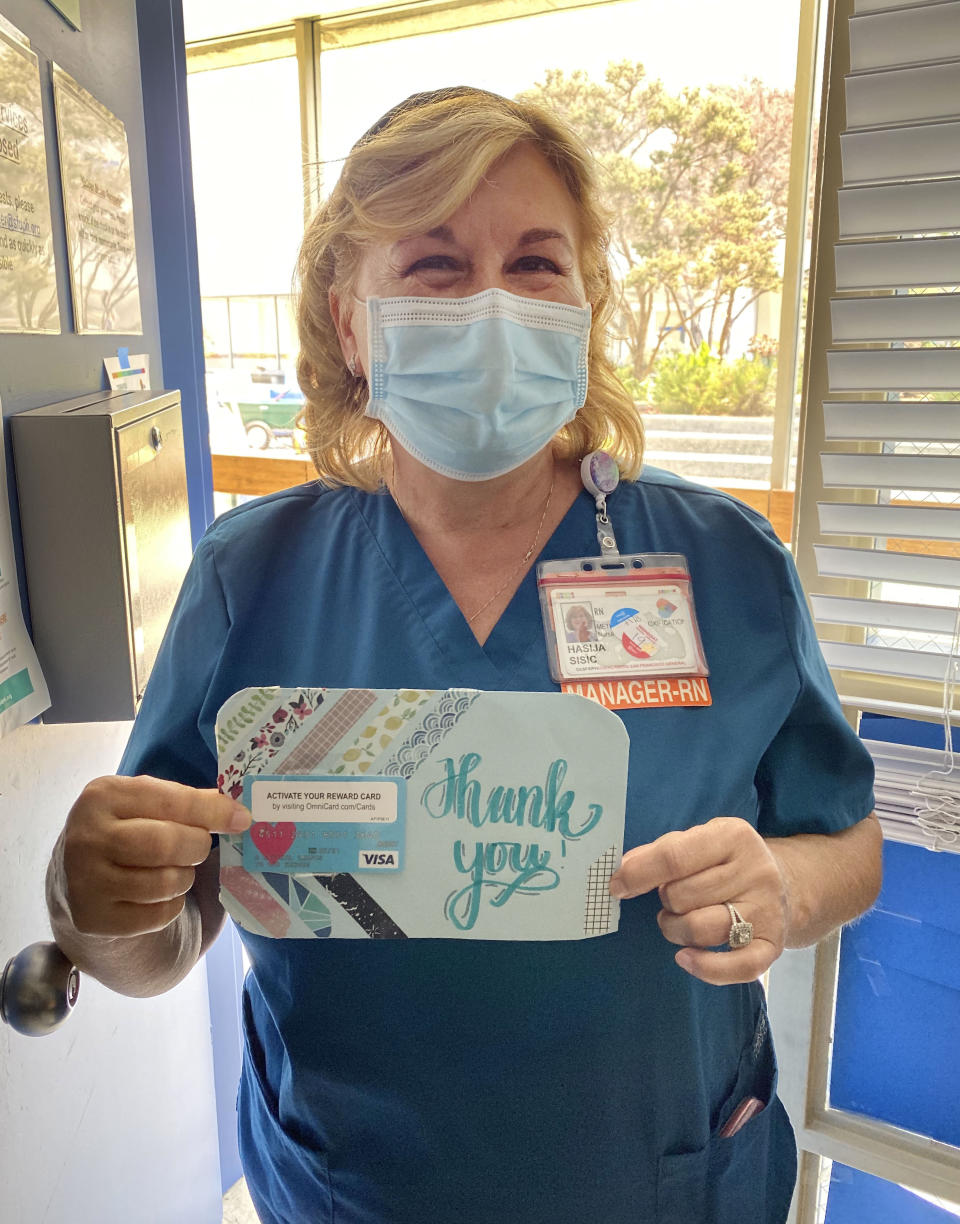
[774,0,960,1217]
[187,53,304,463]
[192,1,823,528]
[298,0,820,528]
[793,0,960,720]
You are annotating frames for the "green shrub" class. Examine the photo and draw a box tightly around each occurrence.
[649,343,775,415]
[615,365,649,402]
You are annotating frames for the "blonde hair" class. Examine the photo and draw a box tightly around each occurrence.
[295,86,643,490]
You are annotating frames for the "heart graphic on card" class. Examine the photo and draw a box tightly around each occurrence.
[250,821,297,865]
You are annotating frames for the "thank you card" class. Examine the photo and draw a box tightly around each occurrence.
[216,687,629,940]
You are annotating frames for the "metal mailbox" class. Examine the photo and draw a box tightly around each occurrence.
[11,388,193,723]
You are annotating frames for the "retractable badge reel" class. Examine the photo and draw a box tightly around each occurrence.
[537,452,711,708]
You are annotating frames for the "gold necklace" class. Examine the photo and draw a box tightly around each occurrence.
[464,472,556,624]
[390,470,556,626]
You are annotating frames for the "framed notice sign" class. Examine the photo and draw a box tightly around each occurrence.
[52,64,141,334]
[45,1,82,30]
[0,24,60,334]
[0,393,48,733]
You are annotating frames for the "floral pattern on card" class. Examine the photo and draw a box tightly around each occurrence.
[217,688,325,798]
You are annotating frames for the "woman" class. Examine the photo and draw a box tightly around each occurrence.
[565,604,596,643]
[48,87,880,1223]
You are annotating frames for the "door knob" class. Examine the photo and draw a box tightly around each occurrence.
[1,942,79,1036]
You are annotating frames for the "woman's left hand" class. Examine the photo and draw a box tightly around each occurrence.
[608,817,790,985]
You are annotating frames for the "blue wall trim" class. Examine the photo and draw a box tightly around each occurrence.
[135,0,213,543]
[135,1,242,1194]
[203,923,246,1195]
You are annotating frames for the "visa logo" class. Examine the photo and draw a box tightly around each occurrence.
[359,851,398,869]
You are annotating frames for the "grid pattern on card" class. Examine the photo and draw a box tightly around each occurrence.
[584,846,619,935]
[275,689,377,773]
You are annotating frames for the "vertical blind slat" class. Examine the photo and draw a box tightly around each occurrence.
[854,0,956,13]
[827,347,960,391]
[835,236,960,289]
[821,451,960,491]
[845,61,960,128]
[811,593,960,633]
[818,502,960,539]
[820,639,953,681]
[840,119,960,184]
[849,2,960,72]
[814,544,960,586]
[823,400,960,440]
[830,292,960,341]
[838,178,960,238]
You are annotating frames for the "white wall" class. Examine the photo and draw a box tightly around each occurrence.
[0,722,222,1224]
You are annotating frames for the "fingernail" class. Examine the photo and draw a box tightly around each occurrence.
[229,805,252,832]
[608,878,629,898]
[676,951,694,971]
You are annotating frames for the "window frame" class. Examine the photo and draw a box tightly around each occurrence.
[770,928,960,1223]
[775,1,960,1217]
[295,0,637,218]
[185,25,295,73]
[771,0,824,493]
[792,0,960,723]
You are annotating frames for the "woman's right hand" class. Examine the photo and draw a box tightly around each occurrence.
[62,775,251,937]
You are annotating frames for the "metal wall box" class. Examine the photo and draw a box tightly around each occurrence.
[11,389,193,723]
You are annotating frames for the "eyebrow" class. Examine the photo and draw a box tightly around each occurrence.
[392,226,573,252]
[517,228,572,250]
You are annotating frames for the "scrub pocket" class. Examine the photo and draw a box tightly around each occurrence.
[237,997,335,1224]
[656,1005,798,1224]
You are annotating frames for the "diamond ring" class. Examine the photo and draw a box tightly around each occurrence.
[724,902,753,949]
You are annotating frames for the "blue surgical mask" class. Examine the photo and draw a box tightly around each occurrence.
[363,288,591,481]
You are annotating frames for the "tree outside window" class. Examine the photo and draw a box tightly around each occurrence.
[520,61,799,417]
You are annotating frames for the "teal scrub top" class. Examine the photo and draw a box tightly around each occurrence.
[119,468,875,1224]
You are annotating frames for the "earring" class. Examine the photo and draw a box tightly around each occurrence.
[347,355,358,377]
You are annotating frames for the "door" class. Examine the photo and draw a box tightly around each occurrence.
[0,721,225,1223]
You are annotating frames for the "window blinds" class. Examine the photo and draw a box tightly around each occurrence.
[796,0,960,722]
[865,737,960,850]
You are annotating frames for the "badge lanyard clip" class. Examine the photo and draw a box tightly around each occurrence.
[582,451,621,558]
[594,492,619,558]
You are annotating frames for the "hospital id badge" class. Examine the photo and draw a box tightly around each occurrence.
[537,554,709,687]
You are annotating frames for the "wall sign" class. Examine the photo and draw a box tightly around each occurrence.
[0,394,49,734]
[0,23,60,334]
[44,0,82,31]
[52,64,141,334]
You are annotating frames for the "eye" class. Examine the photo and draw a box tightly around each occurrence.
[510,255,564,275]
[402,255,462,276]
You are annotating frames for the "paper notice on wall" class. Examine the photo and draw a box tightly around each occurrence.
[104,351,150,391]
[0,14,29,46]
[0,407,48,733]
[52,63,142,335]
[0,22,61,334]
